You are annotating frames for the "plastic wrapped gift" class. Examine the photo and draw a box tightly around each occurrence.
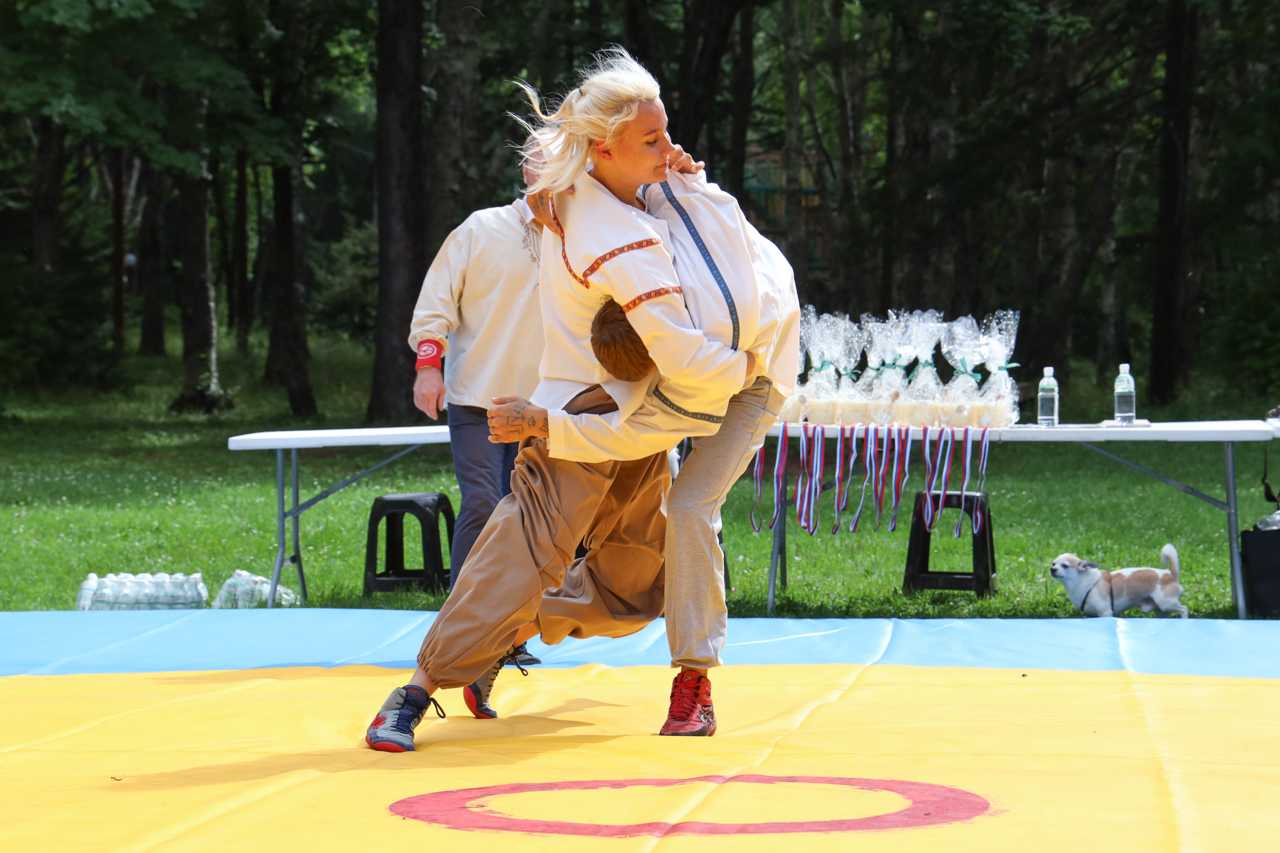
[940,315,985,425]
[777,394,805,423]
[891,309,946,426]
[804,312,849,425]
[977,310,1021,427]
[866,311,911,424]
[844,314,887,424]
[831,319,869,425]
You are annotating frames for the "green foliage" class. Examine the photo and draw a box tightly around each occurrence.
[310,218,378,348]
[0,251,118,389]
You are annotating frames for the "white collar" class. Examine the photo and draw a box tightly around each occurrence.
[518,196,537,224]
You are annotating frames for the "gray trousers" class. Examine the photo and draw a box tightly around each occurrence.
[446,404,519,588]
[666,377,784,670]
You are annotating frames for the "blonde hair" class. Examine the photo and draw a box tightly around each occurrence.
[515,47,661,195]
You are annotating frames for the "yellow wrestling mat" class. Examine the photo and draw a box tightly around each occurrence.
[3,663,1278,851]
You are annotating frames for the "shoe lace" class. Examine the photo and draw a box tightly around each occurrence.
[474,647,528,704]
[394,695,444,734]
[667,675,702,719]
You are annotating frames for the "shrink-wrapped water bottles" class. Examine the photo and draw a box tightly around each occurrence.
[75,571,209,610]
[211,570,299,609]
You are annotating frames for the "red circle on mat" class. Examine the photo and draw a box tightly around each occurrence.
[390,774,990,836]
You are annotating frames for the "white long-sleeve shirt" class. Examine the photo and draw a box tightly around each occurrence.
[545,171,801,463]
[407,199,543,409]
[531,170,750,425]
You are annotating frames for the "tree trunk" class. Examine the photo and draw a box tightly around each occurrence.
[367,0,426,425]
[780,0,809,301]
[829,0,871,315]
[671,1,744,154]
[111,146,127,351]
[1149,0,1199,405]
[724,4,754,202]
[171,143,232,414]
[232,150,249,345]
[209,151,234,329]
[239,163,263,354]
[31,116,67,274]
[264,163,317,415]
[138,163,168,357]
[878,20,899,313]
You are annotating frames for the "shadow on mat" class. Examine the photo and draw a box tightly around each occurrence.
[109,732,624,792]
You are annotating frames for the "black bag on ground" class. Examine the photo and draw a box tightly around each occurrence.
[1241,528,1280,618]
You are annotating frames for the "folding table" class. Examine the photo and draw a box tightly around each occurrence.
[762,420,1277,617]
[228,426,452,606]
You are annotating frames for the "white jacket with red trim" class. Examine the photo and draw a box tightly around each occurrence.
[531,170,750,425]
[407,199,543,409]
[541,170,799,464]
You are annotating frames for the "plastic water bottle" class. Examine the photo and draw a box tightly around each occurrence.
[77,574,99,611]
[133,573,155,609]
[1037,367,1059,427]
[115,573,136,610]
[92,574,114,610]
[1114,363,1136,424]
[192,573,209,608]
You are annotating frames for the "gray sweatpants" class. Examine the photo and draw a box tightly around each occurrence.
[666,377,784,670]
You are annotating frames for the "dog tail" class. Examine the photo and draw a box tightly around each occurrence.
[1161,543,1180,579]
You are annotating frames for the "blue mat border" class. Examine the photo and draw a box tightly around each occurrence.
[2,610,1278,679]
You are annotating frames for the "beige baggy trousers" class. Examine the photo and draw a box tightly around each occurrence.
[416,439,669,689]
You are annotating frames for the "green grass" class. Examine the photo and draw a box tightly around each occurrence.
[1,336,1275,618]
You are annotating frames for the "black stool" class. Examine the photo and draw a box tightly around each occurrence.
[364,493,455,595]
[903,491,996,597]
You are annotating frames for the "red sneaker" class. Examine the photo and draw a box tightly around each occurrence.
[659,670,716,736]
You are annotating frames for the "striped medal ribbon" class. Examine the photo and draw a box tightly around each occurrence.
[804,424,825,535]
[872,425,893,531]
[973,427,992,534]
[749,442,767,533]
[829,426,848,534]
[794,422,811,527]
[922,426,953,532]
[768,423,790,530]
[888,425,914,532]
[850,423,877,533]
[953,427,974,538]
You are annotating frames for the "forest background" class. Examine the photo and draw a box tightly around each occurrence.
[1,0,1276,422]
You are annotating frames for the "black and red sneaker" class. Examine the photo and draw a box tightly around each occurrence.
[463,646,529,719]
[659,670,716,736]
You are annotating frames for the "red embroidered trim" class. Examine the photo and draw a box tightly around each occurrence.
[552,197,663,289]
[415,339,443,371]
[621,286,683,313]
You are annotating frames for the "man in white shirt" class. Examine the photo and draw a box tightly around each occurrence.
[407,161,544,591]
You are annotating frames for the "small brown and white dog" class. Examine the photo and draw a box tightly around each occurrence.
[1049,544,1189,618]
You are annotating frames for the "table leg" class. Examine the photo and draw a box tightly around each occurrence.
[768,508,786,615]
[1225,441,1246,619]
[268,449,287,608]
[292,448,308,603]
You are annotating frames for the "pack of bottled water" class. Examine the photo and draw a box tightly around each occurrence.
[211,569,299,608]
[76,572,209,611]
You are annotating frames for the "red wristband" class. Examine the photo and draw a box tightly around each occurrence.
[415,339,443,371]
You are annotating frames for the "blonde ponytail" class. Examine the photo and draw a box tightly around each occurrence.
[514,47,661,195]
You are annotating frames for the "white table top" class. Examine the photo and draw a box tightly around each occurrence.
[228,425,452,451]
[766,419,1277,443]
[228,419,1275,451]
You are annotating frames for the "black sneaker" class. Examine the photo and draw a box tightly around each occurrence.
[365,685,445,752]
[464,646,529,719]
[510,641,541,667]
